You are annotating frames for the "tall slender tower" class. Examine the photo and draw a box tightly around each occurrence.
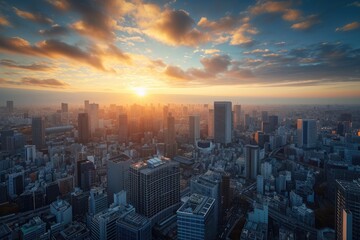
[118,114,128,144]
[214,101,232,144]
[208,109,214,139]
[78,113,90,143]
[32,117,45,149]
[297,119,317,148]
[189,115,200,144]
[233,104,241,129]
[166,113,177,158]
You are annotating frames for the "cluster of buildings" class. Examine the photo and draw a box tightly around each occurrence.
[0,101,359,239]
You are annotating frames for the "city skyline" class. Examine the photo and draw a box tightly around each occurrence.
[0,0,359,104]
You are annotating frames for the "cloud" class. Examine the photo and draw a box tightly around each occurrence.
[138,8,209,47]
[164,65,192,80]
[348,1,360,7]
[0,15,11,26]
[200,54,231,74]
[250,1,291,15]
[204,49,220,54]
[336,21,360,32]
[197,15,241,32]
[230,23,258,45]
[117,36,145,46]
[291,15,320,30]
[39,24,69,36]
[21,77,69,88]
[0,59,54,71]
[282,9,302,21]
[13,7,53,25]
[244,49,270,54]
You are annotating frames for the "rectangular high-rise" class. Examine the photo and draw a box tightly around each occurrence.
[78,113,90,143]
[214,101,232,144]
[6,101,13,113]
[208,109,214,139]
[165,113,177,158]
[297,119,317,149]
[177,193,216,240]
[233,104,241,129]
[189,115,200,144]
[245,145,260,180]
[129,157,180,218]
[31,117,45,149]
[61,103,68,112]
[335,180,360,240]
[118,114,128,144]
[89,103,99,135]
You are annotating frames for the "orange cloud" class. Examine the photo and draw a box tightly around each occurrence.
[291,15,320,30]
[13,7,53,24]
[21,77,69,88]
[0,59,54,71]
[282,9,302,21]
[336,21,360,32]
[164,65,192,80]
[0,15,11,26]
[197,16,241,32]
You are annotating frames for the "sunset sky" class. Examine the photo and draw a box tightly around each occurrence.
[0,0,359,104]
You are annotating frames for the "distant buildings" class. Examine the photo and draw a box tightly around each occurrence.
[234,104,241,129]
[6,100,13,113]
[208,109,214,139]
[118,114,128,144]
[297,119,317,149]
[177,193,216,240]
[214,101,232,144]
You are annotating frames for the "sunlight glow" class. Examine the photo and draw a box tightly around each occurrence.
[134,87,147,97]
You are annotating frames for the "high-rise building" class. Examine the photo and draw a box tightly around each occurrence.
[129,157,180,219]
[6,100,13,113]
[208,109,214,139]
[261,111,268,122]
[91,203,135,240]
[78,113,90,143]
[84,100,90,113]
[257,175,264,195]
[268,115,278,133]
[245,145,260,180]
[24,145,36,163]
[116,212,152,240]
[163,105,169,129]
[8,171,24,197]
[71,188,89,217]
[214,101,232,144]
[31,117,45,149]
[50,199,72,225]
[77,160,96,191]
[165,113,177,158]
[118,114,128,144]
[177,193,216,240]
[297,119,317,149]
[189,115,200,144]
[234,104,241,129]
[89,187,108,216]
[89,103,99,135]
[61,103,68,112]
[20,217,46,240]
[335,180,360,240]
[107,154,132,203]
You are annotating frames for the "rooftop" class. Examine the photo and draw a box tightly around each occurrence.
[177,193,215,217]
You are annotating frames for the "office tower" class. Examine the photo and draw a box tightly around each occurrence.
[31,117,45,149]
[45,181,60,204]
[297,119,317,149]
[261,121,270,134]
[54,222,90,240]
[8,171,24,197]
[190,172,221,232]
[78,113,90,143]
[61,103,68,112]
[268,115,278,133]
[89,187,108,215]
[24,145,36,163]
[244,114,250,130]
[335,180,360,240]
[257,175,264,194]
[129,157,180,218]
[189,115,200,144]
[0,129,13,151]
[116,212,152,240]
[118,114,128,144]
[261,162,272,180]
[208,109,214,139]
[245,145,260,180]
[165,113,177,158]
[58,175,74,196]
[214,101,232,144]
[177,193,216,240]
[20,217,46,240]
[107,154,132,203]
[6,100,13,113]
[255,131,265,147]
[50,199,72,225]
[261,111,268,122]
[84,100,89,112]
[71,188,89,217]
[77,160,96,191]
[91,204,135,240]
[89,103,99,135]
[163,105,169,129]
[234,104,241,129]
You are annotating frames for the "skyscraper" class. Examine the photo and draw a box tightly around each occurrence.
[165,113,177,158]
[208,109,214,139]
[6,100,13,113]
[214,101,232,144]
[61,103,68,112]
[245,145,260,180]
[268,115,278,133]
[78,160,96,191]
[189,115,200,144]
[177,193,216,240]
[107,154,132,203]
[31,117,45,149]
[78,113,90,143]
[129,157,180,219]
[234,104,241,129]
[118,114,128,144]
[89,187,108,216]
[297,119,317,149]
[116,212,152,240]
[335,180,360,240]
[89,103,99,135]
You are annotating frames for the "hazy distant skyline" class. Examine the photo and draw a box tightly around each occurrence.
[0,0,359,103]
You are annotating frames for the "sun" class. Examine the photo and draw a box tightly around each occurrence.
[134,87,147,97]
